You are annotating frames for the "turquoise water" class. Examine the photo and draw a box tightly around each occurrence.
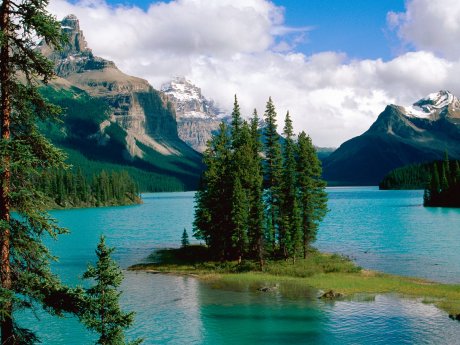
[19,188,460,344]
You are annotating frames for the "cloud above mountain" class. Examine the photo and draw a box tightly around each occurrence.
[49,0,460,147]
[388,0,460,60]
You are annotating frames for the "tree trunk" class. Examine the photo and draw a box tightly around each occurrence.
[0,0,13,343]
[303,236,307,260]
[258,236,264,271]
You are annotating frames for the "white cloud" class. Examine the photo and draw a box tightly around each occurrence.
[48,0,460,147]
[388,0,460,60]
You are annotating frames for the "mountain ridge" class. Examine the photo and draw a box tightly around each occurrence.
[322,91,460,185]
[38,14,203,190]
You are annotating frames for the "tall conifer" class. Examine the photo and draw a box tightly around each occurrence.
[280,112,299,259]
[0,3,85,343]
[248,110,265,267]
[231,177,249,263]
[296,132,328,258]
[193,122,233,260]
[82,236,141,345]
[231,95,243,147]
[263,98,283,255]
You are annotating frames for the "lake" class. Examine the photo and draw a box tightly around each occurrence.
[19,187,460,344]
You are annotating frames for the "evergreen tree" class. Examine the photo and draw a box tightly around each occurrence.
[280,112,299,259]
[193,122,233,260]
[454,161,460,186]
[0,3,85,343]
[262,97,283,255]
[230,177,249,263]
[82,236,141,345]
[296,132,328,258]
[248,110,265,267]
[431,165,441,195]
[230,95,243,147]
[441,163,449,192]
[181,228,190,248]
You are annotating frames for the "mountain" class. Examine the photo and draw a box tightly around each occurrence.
[161,77,225,152]
[39,15,203,190]
[322,90,460,185]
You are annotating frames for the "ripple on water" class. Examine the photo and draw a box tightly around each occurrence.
[19,189,460,344]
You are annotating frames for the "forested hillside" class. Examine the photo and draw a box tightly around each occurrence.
[38,168,141,208]
[40,86,202,192]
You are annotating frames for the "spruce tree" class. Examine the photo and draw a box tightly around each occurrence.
[248,110,265,267]
[280,112,299,260]
[193,122,233,260]
[0,3,85,343]
[262,97,283,255]
[181,228,190,248]
[230,95,243,147]
[82,236,141,345]
[296,132,328,258]
[230,177,249,263]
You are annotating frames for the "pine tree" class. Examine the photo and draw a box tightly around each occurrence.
[296,132,328,258]
[454,161,460,186]
[230,95,243,148]
[0,3,86,343]
[441,163,449,192]
[263,97,283,255]
[82,236,141,345]
[230,177,249,263]
[248,110,265,267]
[193,122,233,260]
[280,111,299,260]
[181,228,190,248]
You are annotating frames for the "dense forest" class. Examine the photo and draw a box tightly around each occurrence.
[37,168,141,208]
[40,86,201,192]
[379,162,434,190]
[424,156,460,207]
[194,97,328,265]
[379,155,460,207]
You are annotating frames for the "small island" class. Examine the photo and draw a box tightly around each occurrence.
[379,155,460,208]
[131,98,460,322]
[130,245,460,321]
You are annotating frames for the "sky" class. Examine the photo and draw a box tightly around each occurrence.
[48,0,460,147]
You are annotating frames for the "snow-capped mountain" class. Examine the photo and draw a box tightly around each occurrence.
[323,90,460,185]
[161,77,223,120]
[161,77,225,152]
[401,90,460,120]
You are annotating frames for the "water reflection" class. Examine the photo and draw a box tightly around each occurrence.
[17,189,460,344]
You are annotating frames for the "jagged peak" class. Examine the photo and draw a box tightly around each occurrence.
[161,77,224,119]
[60,14,90,54]
[399,90,460,119]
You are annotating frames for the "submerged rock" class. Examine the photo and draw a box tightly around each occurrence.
[449,313,460,321]
[257,284,279,292]
[319,290,343,299]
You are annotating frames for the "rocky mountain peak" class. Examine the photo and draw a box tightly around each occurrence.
[161,77,222,120]
[60,14,90,54]
[40,14,117,77]
[160,77,225,152]
[401,90,460,120]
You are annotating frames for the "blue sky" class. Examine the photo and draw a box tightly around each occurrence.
[277,0,406,60]
[102,0,407,60]
[50,0,460,146]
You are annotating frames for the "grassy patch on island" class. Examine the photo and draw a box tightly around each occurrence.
[129,245,460,320]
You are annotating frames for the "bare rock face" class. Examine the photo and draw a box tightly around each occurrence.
[41,15,181,158]
[161,77,225,152]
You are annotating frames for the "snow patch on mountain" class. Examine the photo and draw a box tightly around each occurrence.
[161,77,224,120]
[402,90,460,119]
